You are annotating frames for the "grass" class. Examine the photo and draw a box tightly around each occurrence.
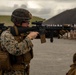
[0,15,45,26]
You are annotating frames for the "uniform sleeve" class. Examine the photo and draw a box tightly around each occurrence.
[1,30,33,56]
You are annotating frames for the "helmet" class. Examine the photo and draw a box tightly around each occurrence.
[11,8,32,24]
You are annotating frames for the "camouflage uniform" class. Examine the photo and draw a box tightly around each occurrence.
[0,28,33,75]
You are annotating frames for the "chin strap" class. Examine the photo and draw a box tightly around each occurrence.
[13,26,19,36]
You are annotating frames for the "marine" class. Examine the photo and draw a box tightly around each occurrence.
[0,8,38,75]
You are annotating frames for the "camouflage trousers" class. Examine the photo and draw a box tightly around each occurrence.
[1,65,30,75]
[3,70,27,75]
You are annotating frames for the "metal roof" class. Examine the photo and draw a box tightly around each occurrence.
[43,8,76,25]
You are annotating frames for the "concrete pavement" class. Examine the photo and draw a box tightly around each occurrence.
[30,38,76,75]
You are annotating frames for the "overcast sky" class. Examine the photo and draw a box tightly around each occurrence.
[0,0,76,19]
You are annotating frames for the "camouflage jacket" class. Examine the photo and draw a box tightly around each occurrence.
[0,28,33,56]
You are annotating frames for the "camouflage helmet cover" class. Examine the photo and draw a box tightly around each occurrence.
[11,8,32,24]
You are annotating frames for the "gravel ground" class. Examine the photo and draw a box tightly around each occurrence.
[30,38,76,75]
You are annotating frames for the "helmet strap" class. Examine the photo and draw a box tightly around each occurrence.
[13,26,19,36]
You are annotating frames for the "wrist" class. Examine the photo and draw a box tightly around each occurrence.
[25,37,33,47]
[26,36,31,40]
[26,36,32,40]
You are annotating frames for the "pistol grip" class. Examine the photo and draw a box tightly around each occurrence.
[40,34,46,43]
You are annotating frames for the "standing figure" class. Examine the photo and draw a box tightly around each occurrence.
[0,8,38,75]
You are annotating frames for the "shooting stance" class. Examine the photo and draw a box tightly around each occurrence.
[0,8,38,75]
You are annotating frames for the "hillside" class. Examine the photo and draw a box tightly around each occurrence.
[0,15,45,26]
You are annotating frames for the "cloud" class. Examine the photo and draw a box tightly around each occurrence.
[20,4,27,8]
[13,4,19,8]
[53,0,76,2]
[0,0,76,19]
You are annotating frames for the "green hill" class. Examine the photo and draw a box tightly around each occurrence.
[0,15,45,26]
